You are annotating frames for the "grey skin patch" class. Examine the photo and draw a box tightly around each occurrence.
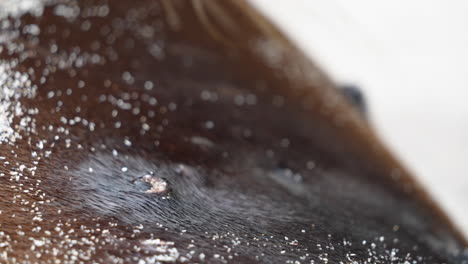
[65,151,305,233]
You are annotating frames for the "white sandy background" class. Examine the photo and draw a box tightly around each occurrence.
[251,0,468,236]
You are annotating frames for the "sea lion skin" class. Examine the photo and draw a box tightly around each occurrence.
[0,0,466,263]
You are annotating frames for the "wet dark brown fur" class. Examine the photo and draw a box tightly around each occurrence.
[0,0,466,263]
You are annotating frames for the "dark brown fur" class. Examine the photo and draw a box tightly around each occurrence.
[0,0,466,263]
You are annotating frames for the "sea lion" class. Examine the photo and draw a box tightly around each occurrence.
[0,0,466,263]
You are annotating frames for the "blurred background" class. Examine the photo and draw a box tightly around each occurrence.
[251,0,468,236]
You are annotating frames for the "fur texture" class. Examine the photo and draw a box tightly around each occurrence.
[0,0,466,263]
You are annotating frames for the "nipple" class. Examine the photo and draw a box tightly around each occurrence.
[133,172,169,194]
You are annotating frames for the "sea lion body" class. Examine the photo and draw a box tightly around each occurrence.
[0,1,466,263]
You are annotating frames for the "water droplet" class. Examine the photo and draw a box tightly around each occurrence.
[124,139,132,147]
[306,161,316,170]
[204,120,214,129]
[190,136,214,149]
